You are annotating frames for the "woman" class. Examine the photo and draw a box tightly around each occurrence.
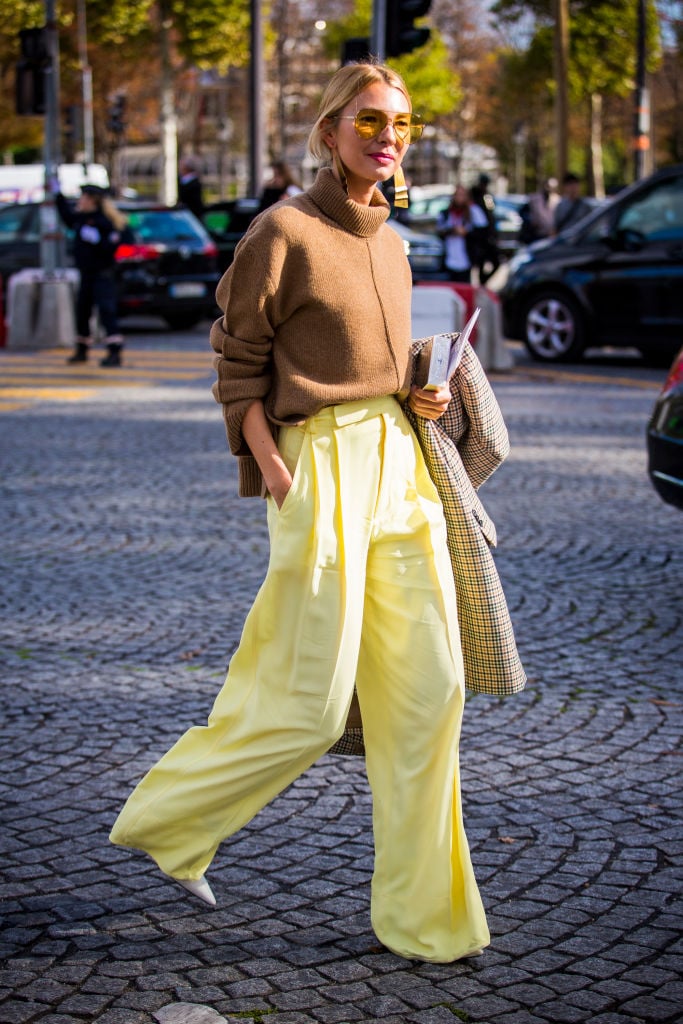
[258,160,304,211]
[436,184,489,283]
[56,184,130,366]
[110,61,490,964]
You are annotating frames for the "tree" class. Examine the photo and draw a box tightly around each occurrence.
[1,0,251,197]
[492,0,661,190]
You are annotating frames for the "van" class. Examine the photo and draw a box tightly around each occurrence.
[0,163,109,204]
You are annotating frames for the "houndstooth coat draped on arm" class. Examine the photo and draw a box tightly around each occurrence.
[405,336,527,697]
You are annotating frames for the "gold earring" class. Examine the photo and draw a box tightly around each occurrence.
[393,166,409,208]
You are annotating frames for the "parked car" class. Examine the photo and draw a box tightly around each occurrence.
[201,198,447,283]
[404,188,525,258]
[647,345,683,509]
[201,197,261,273]
[0,201,220,330]
[498,164,683,364]
[387,218,446,281]
[116,204,220,328]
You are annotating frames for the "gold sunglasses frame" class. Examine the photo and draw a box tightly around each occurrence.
[337,108,425,145]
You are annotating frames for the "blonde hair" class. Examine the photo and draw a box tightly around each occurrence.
[307,61,412,164]
[101,196,128,232]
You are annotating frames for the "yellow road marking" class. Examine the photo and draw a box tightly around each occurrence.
[2,388,93,400]
[0,346,214,410]
[504,367,661,391]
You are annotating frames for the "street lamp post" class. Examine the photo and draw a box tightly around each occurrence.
[41,0,62,274]
[76,0,94,165]
[249,0,264,198]
[633,0,650,180]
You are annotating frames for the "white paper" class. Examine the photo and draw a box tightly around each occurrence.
[424,307,481,390]
[447,307,480,377]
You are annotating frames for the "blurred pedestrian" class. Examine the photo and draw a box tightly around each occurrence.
[258,160,303,211]
[436,184,489,283]
[554,172,592,234]
[110,59,496,964]
[469,173,500,284]
[177,155,205,219]
[259,160,303,208]
[519,177,559,244]
[56,185,131,367]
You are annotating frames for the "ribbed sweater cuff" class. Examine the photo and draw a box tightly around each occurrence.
[237,456,265,498]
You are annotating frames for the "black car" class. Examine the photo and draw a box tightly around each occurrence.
[201,197,448,282]
[201,198,262,273]
[647,345,683,509]
[0,201,220,330]
[404,189,525,259]
[498,164,683,364]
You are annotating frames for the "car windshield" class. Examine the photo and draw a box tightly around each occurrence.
[580,174,683,244]
[615,175,683,240]
[126,209,207,244]
[0,205,39,241]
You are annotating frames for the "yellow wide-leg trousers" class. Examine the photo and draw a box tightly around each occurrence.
[110,395,489,962]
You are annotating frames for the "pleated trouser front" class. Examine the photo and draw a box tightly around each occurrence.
[110,395,489,962]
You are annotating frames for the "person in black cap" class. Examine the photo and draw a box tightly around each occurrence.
[56,184,132,366]
[469,174,500,285]
[177,156,205,219]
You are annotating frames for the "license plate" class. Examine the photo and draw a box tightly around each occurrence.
[170,282,206,298]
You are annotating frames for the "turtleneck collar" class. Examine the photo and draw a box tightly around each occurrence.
[307,167,390,238]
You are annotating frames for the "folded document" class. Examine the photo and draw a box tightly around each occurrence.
[423,307,481,390]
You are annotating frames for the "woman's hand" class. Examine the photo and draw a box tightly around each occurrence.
[242,399,293,508]
[408,383,451,420]
[266,467,294,510]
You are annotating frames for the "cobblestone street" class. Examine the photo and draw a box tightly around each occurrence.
[1,336,681,1024]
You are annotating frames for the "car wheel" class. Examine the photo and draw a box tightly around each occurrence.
[522,291,585,362]
[164,312,203,330]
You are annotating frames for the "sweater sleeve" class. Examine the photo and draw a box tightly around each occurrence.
[56,192,76,229]
[209,223,280,457]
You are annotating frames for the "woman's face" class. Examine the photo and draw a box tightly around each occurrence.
[326,82,411,203]
[77,193,98,213]
[452,185,468,207]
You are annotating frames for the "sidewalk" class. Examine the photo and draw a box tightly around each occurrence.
[0,343,680,1023]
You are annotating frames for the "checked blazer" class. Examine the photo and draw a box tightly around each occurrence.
[329,336,526,755]
[405,335,527,697]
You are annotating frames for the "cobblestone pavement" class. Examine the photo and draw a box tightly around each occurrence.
[1,336,681,1024]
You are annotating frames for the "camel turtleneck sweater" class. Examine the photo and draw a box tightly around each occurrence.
[210,167,413,496]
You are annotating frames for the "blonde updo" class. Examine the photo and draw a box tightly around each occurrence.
[307,61,412,164]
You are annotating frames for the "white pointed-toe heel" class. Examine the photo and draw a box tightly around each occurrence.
[170,874,216,907]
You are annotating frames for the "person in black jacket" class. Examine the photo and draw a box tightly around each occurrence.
[56,185,131,366]
[469,174,500,285]
[177,156,205,219]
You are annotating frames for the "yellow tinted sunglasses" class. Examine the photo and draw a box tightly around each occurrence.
[338,108,425,145]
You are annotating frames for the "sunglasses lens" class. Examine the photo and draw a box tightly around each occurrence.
[354,110,385,138]
[408,117,424,143]
[353,109,424,144]
[392,116,412,142]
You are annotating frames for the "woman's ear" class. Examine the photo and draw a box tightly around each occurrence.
[320,118,337,151]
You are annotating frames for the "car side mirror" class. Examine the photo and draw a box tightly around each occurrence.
[606,227,647,253]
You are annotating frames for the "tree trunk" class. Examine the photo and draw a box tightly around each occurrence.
[159,3,178,206]
[553,0,569,182]
[590,92,604,200]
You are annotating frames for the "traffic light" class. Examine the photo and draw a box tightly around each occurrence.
[15,26,49,116]
[108,94,127,136]
[341,38,372,65]
[385,0,431,58]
